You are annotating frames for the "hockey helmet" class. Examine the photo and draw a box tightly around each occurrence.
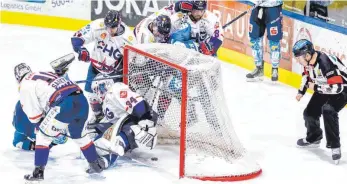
[154,15,171,36]
[292,39,315,57]
[91,73,117,101]
[104,10,121,28]
[192,0,207,10]
[14,63,32,83]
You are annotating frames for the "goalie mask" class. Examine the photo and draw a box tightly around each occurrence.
[91,73,116,101]
[14,63,32,83]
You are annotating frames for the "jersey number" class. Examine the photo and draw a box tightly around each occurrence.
[105,108,115,120]
[125,97,138,109]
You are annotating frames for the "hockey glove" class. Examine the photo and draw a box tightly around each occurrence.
[199,40,214,56]
[78,47,90,62]
[175,1,193,13]
[130,120,158,150]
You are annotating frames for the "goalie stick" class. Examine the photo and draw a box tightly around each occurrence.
[222,0,264,29]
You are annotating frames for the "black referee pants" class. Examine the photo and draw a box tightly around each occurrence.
[304,90,347,148]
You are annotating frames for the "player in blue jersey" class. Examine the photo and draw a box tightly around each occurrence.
[246,0,283,82]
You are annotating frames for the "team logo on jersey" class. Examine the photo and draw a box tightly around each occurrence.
[99,22,104,28]
[103,126,113,141]
[100,33,106,39]
[120,91,127,98]
[128,35,134,41]
[270,26,278,36]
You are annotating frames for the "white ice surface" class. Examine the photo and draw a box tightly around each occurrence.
[0,24,347,184]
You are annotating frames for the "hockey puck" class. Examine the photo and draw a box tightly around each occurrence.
[151,157,158,161]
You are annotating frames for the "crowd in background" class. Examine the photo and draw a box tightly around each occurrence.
[284,0,347,27]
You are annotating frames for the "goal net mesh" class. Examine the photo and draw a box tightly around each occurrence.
[123,43,261,181]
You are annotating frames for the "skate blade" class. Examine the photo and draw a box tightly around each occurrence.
[271,79,278,84]
[334,159,340,165]
[246,77,264,82]
[296,144,320,148]
[24,180,42,184]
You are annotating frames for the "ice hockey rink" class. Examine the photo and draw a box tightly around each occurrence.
[0,24,347,184]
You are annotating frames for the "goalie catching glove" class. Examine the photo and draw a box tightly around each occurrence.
[131,119,158,150]
[110,119,157,156]
[93,118,158,157]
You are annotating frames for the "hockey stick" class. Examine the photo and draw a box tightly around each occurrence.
[17,131,36,142]
[74,68,175,84]
[222,1,263,29]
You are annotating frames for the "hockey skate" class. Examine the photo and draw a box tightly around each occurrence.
[332,148,341,165]
[86,157,106,174]
[297,138,321,148]
[24,166,44,181]
[246,65,264,81]
[271,68,278,82]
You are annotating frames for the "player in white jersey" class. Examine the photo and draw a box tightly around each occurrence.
[86,74,158,168]
[169,0,224,56]
[11,54,75,151]
[14,62,105,181]
[71,10,137,123]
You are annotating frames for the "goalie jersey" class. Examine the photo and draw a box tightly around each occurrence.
[99,82,151,124]
[72,19,137,74]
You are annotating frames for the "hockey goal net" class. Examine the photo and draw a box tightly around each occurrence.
[123,43,261,181]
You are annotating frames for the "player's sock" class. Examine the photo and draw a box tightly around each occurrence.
[34,145,50,166]
[80,141,98,163]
